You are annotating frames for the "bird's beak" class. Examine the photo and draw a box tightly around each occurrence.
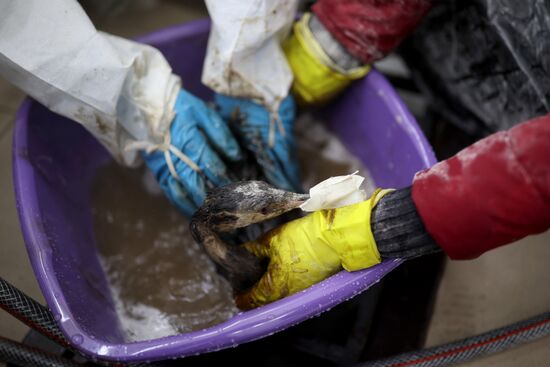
[282,192,310,211]
[281,192,309,213]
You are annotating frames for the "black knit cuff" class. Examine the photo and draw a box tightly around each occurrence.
[371,187,441,259]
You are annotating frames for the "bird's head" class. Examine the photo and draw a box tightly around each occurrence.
[194,181,309,232]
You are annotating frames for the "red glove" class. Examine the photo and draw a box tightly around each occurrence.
[312,0,434,64]
[412,114,550,259]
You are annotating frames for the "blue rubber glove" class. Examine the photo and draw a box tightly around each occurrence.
[214,94,302,192]
[144,90,242,217]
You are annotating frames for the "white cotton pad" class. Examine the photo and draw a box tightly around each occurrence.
[300,172,367,212]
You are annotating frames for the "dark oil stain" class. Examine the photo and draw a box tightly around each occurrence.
[95,115,109,135]
[323,209,336,228]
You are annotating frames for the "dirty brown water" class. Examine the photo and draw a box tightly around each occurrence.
[92,112,374,341]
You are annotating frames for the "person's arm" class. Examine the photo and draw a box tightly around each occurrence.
[0,0,180,166]
[373,113,550,260]
[411,113,550,259]
[0,0,242,217]
[236,113,550,309]
[202,0,298,111]
[283,0,434,105]
[204,0,302,191]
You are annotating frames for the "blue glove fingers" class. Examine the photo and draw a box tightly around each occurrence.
[214,93,244,120]
[163,129,207,207]
[144,147,205,215]
[272,96,300,191]
[214,93,300,191]
[259,148,297,192]
[278,95,297,130]
[273,140,303,192]
[170,160,207,208]
[173,122,232,192]
[194,141,233,187]
[215,94,270,126]
[164,177,199,218]
[182,92,242,162]
[143,150,168,183]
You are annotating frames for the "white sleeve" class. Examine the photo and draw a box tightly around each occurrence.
[0,0,180,166]
[202,0,297,112]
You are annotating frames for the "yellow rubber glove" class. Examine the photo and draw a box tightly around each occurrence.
[282,13,371,105]
[235,188,392,310]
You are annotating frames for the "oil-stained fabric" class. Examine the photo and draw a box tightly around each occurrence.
[202,0,298,113]
[0,0,180,166]
[412,114,550,260]
[312,0,434,64]
[400,0,550,136]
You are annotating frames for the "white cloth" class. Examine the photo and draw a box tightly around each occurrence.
[300,172,368,212]
[0,0,180,166]
[202,0,297,113]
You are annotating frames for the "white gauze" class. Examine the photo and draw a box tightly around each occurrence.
[300,171,367,212]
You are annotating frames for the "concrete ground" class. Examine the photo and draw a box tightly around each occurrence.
[425,233,550,366]
[1,1,549,366]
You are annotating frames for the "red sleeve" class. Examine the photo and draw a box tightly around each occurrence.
[412,114,550,260]
[312,0,433,64]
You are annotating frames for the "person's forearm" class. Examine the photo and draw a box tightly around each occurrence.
[286,0,433,105]
[202,0,298,111]
[412,113,550,259]
[0,0,180,166]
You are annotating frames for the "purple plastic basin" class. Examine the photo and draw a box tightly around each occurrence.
[12,19,436,362]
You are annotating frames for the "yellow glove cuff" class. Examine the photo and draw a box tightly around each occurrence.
[283,13,371,105]
[320,188,393,271]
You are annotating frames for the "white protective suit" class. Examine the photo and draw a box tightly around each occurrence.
[202,0,297,114]
[0,0,296,166]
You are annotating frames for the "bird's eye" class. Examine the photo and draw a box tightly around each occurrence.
[261,207,269,215]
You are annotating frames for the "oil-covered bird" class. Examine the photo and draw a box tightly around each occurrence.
[191,181,309,292]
